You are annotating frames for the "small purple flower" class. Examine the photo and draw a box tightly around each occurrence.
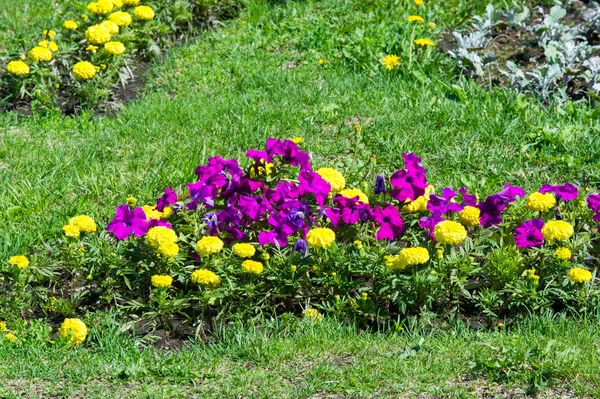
[156,187,177,212]
[333,195,371,225]
[298,171,331,206]
[186,181,217,209]
[459,187,477,207]
[374,174,387,195]
[587,194,600,213]
[372,205,404,240]
[497,183,525,203]
[419,212,444,240]
[477,194,507,228]
[293,239,309,258]
[539,184,578,201]
[202,212,218,230]
[390,169,428,202]
[427,188,462,214]
[107,204,149,240]
[514,218,545,248]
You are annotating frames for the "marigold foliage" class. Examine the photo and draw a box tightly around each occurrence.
[196,236,224,255]
[233,243,256,258]
[306,227,336,249]
[59,318,88,345]
[434,220,467,245]
[541,220,573,241]
[191,269,220,287]
[316,168,345,192]
[241,260,264,274]
[527,192,556,211]
[568,267,592,283]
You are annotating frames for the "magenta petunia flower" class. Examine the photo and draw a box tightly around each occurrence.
[237,195,273,221]
[477,194,507,228]
[298,170,331,205]
[156,187,177,212]
[247,138,311,170]
[496,183,525,203]
[427,188,462,214]
[419,211,443,240]
[372,205,404,240]
[459,187,477,207]
[539,184,578,201]
[587,194,600,213]
[107,204,149,240]
[514,218,545,248]
[390,169,428,202]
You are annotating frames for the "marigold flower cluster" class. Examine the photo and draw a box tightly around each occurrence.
[58,318,88,345]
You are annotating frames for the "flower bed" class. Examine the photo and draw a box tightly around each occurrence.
[3,138,600,339]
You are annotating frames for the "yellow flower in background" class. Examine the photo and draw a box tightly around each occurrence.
[85,25,112,44]
[0,322,6,332]
[133,5,155,20]
[381,54,400,70]
[415,38,435,46]
[62,224,80,238]
[191,269,220,287]
[63,20,78,30]
[339,188,369,204]
[88,0,114,14]
[527,192,556,211]
[241,260,264,275]
[317,59,326,65]
[4,333,17,342]
[9,255,29,269]
[68,215,97,233]
[145,226,178,248]
[291,137,303,144]
[458,206,481,227]
[434,220,467,245]
[414,0,424,4]
[568,267,592,283]
[100,20,120,35]
[428,22,437,29]
[151,275,173,288]
[142,205,171,220]
[302,308,323,322]
[59,318,87,345]
[249,159,274,178]
[126,197,137,206]
[196,236,224,255]
[555,247,571,260]
[353,240,363,249]
[306,227,336,249]
[233,243,256,258]
[108,11,132,26]
[43,29,56,38]
[29,46,52,62]
[384,255,406,271]
[316,168,345,192]
[402,196,428,213]
[72,61,97,80]
[541,221,573,241]
[38,40,59,52]
[86,45,99,54]
[399,247,430,265]
[122,0,140,5]
[407,15,424,23]
[157,242,179,259]
[7,60,29,76]
[104,41,126,55]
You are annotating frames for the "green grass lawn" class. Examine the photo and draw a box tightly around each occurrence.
[2,0,600,396]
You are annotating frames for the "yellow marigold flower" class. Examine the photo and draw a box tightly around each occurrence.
[145,226,178,248]
[385,255,406,271]
[4,333,17,342]
[142,205,171,220]
[100,20,119,35]
[62,224,80,238]
[63,20,78,30]
[0,322,5,332]
[157,241,179,259]
[241,260,264,275]
[196,236,224,256]
[306,227,336,249]
[85,25,112,44]
[104,41,125,55]
[302,308,323,322]
[354,240,363,249]
[414,0,424,5]
[291,137,303,144]
[541,220,573,241]
[316,168,345,192]
[428,22,436,29]
[555,247,571,260]
[458,206,481,227]
[526,192,556,211]
[339,188,369,204]
[497,322,504,328]
[434,220,467,245]
[108,11,132,26]
[249,159,274,178]
[568,267,592,283]
[407,15,425,23]
[86,45,99,54]
[381,54,400,70]
[151,275,173,288]
[126,197,137,206]
[122,0,140,5]
[88,0,113,14]
[112,0,123,8]
[29,46,52,62]
[7,60,29,76]
[9,255,29,269]
[43,29,56,38]
[68,215,97,233]
[233,243,256,258]
[133,5,155,20]
[191,269,220,287]
[415,38,436,46]
[402,196,428,213]
[59,318,87,345]
[72,61,97,80]
[38,40,58,52]
[399,247,430,265]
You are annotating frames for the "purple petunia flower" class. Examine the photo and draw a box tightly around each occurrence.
[459,187,477,207]
[496,183,525,203]
[237,195,273,221]
[477,194,507,228]
[539,184,578,201]
[298,171,331,206]
[247,139,312,171]
[390,169,428,202]
[588,194,600,213]
[427,188,463,214]
[419,211,444,240]
[202,212,218,230]
[293,239,309,258]
[156,187,177,212]
[372,205,404,240]
[374,174,387,195]
[514,218,545,248]
[107,204,149,240]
